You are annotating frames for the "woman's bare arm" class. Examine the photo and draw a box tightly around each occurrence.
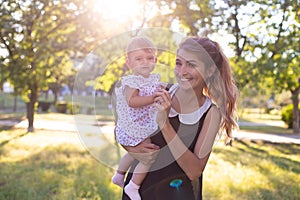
[122,141,160,166]
[155,90,221,180]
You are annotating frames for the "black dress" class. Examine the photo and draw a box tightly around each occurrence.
[122,107,210,200]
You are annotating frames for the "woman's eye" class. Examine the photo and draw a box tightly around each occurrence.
[188,63,196,68]
[176,61,181,66]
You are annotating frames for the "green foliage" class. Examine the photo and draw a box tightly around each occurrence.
[1,0,299,131]
[87,29,181,94]
[55,101,68,113]
[281,104,300,128]
[0,0,112,130]
[67,102,81,114]
[0,92,26,110]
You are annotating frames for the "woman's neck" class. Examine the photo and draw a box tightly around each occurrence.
[172,87,206,114]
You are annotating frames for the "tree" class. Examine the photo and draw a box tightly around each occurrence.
[147,0,300,133]
[204,0,299,133]
[0,0,107,132]
[257,0,299,133]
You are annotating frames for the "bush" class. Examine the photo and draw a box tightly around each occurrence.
[281,104,300,128]
[38,101,52,112]
[67,102,81,114]
[55,101,68,113]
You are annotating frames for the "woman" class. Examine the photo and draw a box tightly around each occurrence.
[122,36,238,200]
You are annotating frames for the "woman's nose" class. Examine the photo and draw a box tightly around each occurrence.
[178,63,188,75]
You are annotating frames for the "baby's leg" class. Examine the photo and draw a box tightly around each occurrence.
[124,162,151,200]
[124,138,152,200]
[112,153,135,188]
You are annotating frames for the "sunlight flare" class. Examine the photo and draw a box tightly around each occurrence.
[95,0,143,21]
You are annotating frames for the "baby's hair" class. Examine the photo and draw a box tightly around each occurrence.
[126,36,157,57]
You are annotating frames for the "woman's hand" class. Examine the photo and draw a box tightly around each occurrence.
[123,140,160,166]
[154,89,172,128]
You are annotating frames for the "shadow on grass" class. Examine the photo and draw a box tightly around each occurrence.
[211,140,300,199]
[0,145,121,200]
[216,140,300,173]
[0,131,29,147]
[0,113,26,131]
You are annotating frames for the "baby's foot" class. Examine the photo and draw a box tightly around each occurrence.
[111,173,124,188]
[124,180,141,200]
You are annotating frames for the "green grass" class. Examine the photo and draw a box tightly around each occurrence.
[0,129,122,200]
[239,125,293,134]
[1,96,299,199]
[204,140,300,200]
[0,113,25,121]
[0,93,26,111]
[238,108,294,134]
[0,92,114,117]
[0,127,299,199]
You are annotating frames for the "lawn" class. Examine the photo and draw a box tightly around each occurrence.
[205,140,300,200]
[0,128,122,200]
[0,126,299,199]
[0,96,299,199]
[238,108,294,134]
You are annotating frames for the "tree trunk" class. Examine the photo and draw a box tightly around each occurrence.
[291,88,300,134]
[53,90,58,104]
[27,83,38,132]
[13,95,17,112]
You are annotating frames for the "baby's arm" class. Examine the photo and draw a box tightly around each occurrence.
[125,86,157,108]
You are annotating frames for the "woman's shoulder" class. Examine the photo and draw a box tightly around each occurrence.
[205,103,222,124]
[207,103,221,115]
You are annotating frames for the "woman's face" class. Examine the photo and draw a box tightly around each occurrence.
[175,48,206,91]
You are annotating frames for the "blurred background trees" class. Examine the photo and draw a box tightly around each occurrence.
[0,0,299,133]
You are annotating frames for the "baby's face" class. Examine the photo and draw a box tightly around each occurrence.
[127,49,157,78]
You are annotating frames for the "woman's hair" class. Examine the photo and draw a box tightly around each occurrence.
[179,36,238,139]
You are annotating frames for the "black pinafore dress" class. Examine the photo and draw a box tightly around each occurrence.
[122,98,211,200]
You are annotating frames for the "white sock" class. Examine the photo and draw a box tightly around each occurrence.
[111,172,125,188]
[124,180,141,200]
